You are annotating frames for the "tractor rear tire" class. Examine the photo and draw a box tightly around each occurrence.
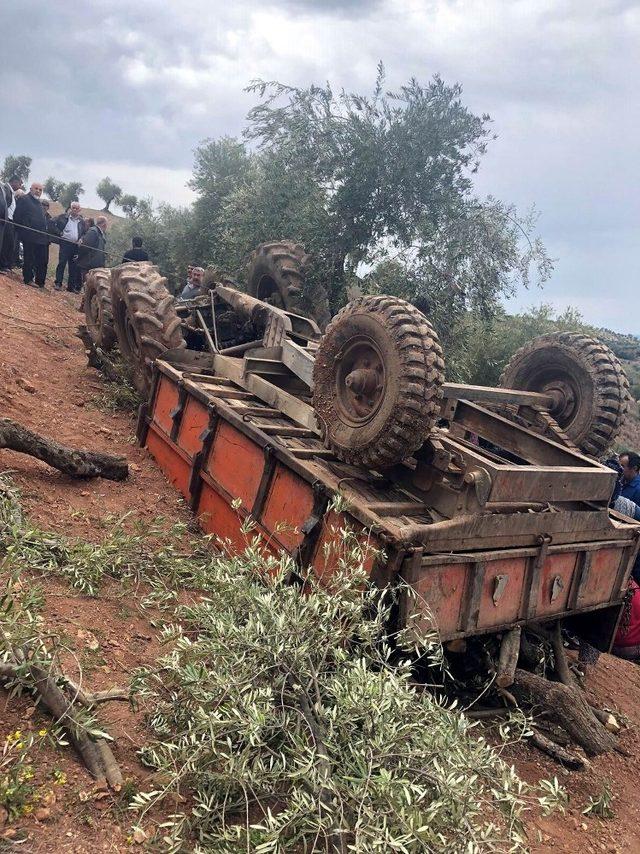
[247,241,330,327]
[84,268,116,351]
[111,263,185,397]
[500,332,630,457]
[313,295,445,469]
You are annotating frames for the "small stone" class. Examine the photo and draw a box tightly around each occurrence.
[129,463,141,472]
[133,827,147,844]
[34,807,51,821]
[16,377,36,393]
[581,822,588,831]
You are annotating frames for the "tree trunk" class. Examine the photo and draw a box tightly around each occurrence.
[0,418,128,481]
[512,668,616,756]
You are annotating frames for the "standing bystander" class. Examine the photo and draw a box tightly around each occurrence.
[122,236,149,263]
[54,202,86,292]
[619,452,640,505]
[77,215,108,281]
[13,182,49,289]
[0,177,22,271]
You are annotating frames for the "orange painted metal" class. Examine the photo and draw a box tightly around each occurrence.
[205,421,264,509]
[477,557,528,629]
[146,427,192,500]
[260,464,315,552]
[312,510,380,582]
[176,397,209,459]
[142,363,637,646]
[578,548,620,607]
[535,552,578,617]
[409,563,468,636]
[152,376,180,437]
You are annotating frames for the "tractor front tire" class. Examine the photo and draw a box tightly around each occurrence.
[313,295,445,469]
[84,268,116,351]
[111,263,185,397]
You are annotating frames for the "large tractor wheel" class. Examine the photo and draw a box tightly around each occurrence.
[111,263,185,396]
[500,332,630,457]
[84,268,116,351]
[313,295,445,469]
[247,241,330,327]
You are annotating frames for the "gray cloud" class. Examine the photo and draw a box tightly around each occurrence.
[1,0,638,330]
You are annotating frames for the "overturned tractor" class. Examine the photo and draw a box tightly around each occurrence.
[83,256,635,650]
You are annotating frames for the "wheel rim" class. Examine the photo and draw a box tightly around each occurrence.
[334,335,386,426]
[521,365,581,428]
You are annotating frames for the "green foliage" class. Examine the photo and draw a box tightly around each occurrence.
[582,783,615,819]
[91,355,142,413]
[119,194,139,217]
[43,177,65,202]
[1,154,31,184]
[130,538,557,851]
[59,181,84,209]
[96,176,122,212]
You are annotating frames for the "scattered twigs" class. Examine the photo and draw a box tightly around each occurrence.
[496,626,521,688]
[0,417,128,481]
[63,678,129,707]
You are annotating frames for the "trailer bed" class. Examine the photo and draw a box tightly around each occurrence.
[138,359,640,647]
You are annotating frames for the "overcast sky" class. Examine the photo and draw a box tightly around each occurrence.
[2,0,638,331]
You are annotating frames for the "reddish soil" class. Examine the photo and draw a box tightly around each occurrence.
[0,269,639,852]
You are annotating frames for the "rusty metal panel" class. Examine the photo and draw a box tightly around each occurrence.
[575,547,621,607]
[312,510,380,581]
[535,552,578,617]
[205,420,264,509]
[407,562,468,637]
[476,557,527,629]
[146,427,192,500]
[261,464,315,552]
[152,376,180,437]
[176,397,209,459]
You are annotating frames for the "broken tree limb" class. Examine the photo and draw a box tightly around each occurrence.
[512,668,616,756]
[77,325,120,382]
[529,730,587,770]
[0,650,124,789]
[63,679,129,707]
[0,418,128,481]
[497,626,522,688]
[551,621,576,687]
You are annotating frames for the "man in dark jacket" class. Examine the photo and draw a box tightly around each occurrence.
[13,182,49,288]
[122,235,149,263]
[0,182,6,269]
[53,201,86,292]
[77,216,108,278]
[0,177,22,271]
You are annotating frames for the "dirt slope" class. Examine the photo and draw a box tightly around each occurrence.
[0,269,640,851]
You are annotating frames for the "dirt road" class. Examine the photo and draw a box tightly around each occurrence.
[0,269,639,852]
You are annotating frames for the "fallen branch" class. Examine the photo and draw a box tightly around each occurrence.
[529,730,587,770]
[63,678,130,707]
[0,653,124,789]
[77,325,120,382]
[551,622,575,687]
[0,418,128,481]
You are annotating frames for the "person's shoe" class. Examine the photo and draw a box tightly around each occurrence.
[54,283,62,291]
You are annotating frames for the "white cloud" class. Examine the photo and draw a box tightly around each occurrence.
[2,0,638,331]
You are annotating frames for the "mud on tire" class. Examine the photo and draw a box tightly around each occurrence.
[247,241,330,327]
[313,295,445,469]
[500,331,630,457]
[84,268,116,351]
[111,263,185,396]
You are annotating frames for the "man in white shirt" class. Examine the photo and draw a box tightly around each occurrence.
[0,176,23,271]
[53,201,86,292]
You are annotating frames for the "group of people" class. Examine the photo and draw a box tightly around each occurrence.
[1,177,149,296]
